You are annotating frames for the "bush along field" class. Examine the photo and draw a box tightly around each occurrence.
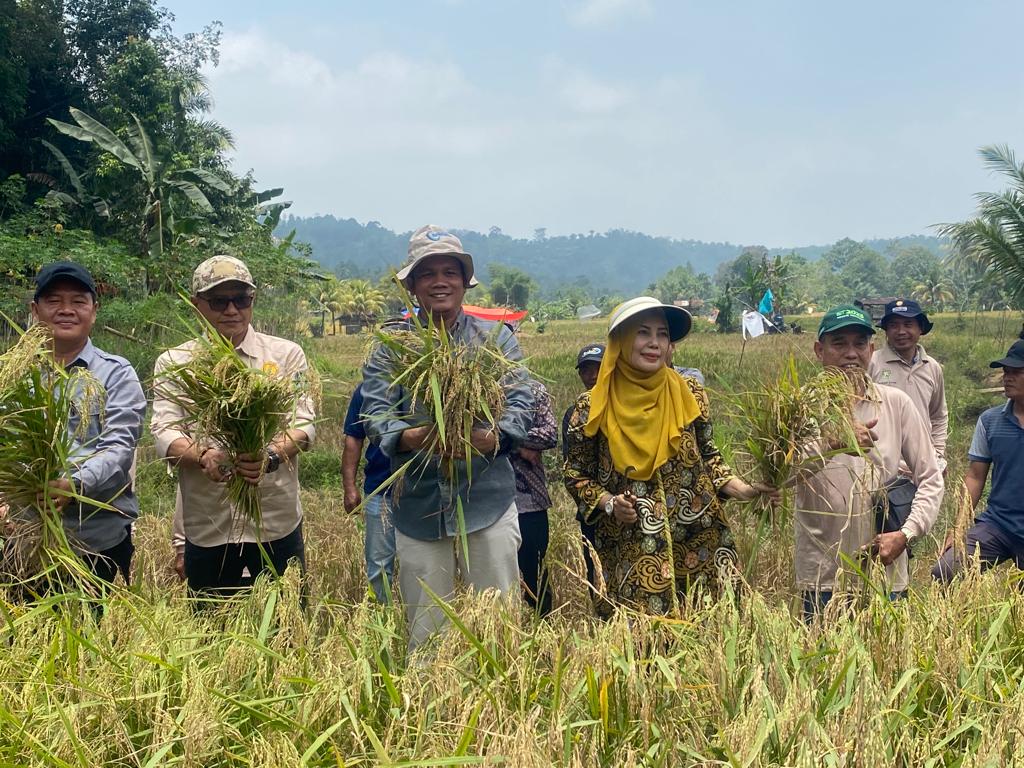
[2,313,1024,767]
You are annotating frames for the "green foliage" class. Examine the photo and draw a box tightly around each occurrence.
[940,144,1024,309]
[487,263,534,309]
[648,262,713,304]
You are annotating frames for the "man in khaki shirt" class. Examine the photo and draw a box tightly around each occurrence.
[868,299,948,470]
[151,256,316,594]
[794,305,944,620]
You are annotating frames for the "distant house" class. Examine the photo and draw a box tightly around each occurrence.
[856,297,898,322]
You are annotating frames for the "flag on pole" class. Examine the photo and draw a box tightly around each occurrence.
[758,289,774,316]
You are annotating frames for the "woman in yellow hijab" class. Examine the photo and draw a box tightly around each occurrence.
[563,297,775,617]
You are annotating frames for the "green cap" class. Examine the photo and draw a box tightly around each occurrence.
[817,304,876,339]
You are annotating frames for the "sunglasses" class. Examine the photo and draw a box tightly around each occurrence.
[201,293,254,312]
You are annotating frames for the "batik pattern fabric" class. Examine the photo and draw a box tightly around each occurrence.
[563,377,739,617]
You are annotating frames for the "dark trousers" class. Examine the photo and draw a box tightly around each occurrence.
[517,510,553,616]
[85,529,135,586]
[184,523,305,596]
[931,519,1024,583]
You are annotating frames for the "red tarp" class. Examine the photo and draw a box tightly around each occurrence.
[461,304,528,323]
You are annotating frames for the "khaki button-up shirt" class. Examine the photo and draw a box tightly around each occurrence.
[794,383,944,593]
[152,327,316,547]
[869,343,948,467]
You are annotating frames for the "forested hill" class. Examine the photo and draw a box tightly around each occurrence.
[278,215,945,293]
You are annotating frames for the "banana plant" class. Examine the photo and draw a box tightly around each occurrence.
[26,139,111,219]
[47,107,232,283]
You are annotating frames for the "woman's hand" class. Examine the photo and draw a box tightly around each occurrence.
[600,492,637,525]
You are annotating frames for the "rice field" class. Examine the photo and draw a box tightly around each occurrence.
[2,312,1023,767]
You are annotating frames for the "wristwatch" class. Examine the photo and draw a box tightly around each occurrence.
[265,448,281,474]
[604,495,615,516]
[899,525,916,545]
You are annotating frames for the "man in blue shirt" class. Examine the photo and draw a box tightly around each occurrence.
[342,383,396,603]
[361,225,533,651]
[933,339,1024,581]
[24,262,146,585]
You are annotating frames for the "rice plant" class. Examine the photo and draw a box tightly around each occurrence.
[729,353,861,494]
[155,310,320,528]
[0,323,106,582]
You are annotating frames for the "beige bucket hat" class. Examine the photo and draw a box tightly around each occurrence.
[607,296,692,342]
[395,225,479,288]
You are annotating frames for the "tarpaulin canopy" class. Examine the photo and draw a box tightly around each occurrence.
[402,305,528,324]
[461,305,528,323]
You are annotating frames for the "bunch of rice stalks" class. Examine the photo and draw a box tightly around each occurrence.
[373,314,521,478]
[156,313,320,527]
[729,353,862,503]
[0,323,106,581]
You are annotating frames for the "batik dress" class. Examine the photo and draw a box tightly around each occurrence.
[563,377,739,616]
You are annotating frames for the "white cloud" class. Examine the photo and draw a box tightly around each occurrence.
[567,0,652,27]
[561,70,631,114]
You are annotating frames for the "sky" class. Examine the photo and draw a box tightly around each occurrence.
[168,0,1024,247]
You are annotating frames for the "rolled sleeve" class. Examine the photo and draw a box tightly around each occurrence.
[151,350,191,459]
[73,362,146,499]
[494,329,533,452]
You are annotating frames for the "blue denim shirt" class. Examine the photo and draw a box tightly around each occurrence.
[360,310,533,541]
[66,339,147,552]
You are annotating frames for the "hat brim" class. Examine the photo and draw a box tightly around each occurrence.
[575,356,603,368]
[879,313,933,335]
[818,319,876,339]
[609,303,692,342]
[197,276,256,293]
[989,356,1024,369]
[395,252,479,288]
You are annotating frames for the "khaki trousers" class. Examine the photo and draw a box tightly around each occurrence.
[396,501,521,652]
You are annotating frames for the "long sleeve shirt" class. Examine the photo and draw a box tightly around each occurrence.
[360,309,533,541]
[509,380,557,514]
[151,326,316,547]
[869,343,948,466]
[65,339,147,553]
[794,382,944,593]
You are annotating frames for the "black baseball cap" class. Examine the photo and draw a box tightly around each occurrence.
[576,343,605,368]
[879,298,933,334]
[33,262,97,301]
[990,339,1024,369]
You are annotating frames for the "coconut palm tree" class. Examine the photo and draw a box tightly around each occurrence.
[939,144,1024,307]
[334,279,386,328]
[910,266,954,310]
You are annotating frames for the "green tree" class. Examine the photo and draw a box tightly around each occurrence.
[890,245,943,297]
[649,263,713,304]
[939,144,1024,308]
[910,266,954,310]
[488,264,534,309]
[48,107,231,287]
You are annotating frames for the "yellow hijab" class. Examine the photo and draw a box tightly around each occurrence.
[583,322,701,481]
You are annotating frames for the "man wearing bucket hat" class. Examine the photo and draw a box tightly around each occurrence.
[563,297,775,617]
[869,299,947,470]
[152,255,316,594]
[932,338,1024,582]
[793,305,943,620]
[361,225,534,651]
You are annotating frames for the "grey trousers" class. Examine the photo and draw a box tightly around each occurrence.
[396,501,521,652]
[932,518,1024,583]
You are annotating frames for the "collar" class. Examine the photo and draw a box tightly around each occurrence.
[234,325,258,358]
[881,342,927,366]
[416,308,466,334]
[65,338,96,369]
